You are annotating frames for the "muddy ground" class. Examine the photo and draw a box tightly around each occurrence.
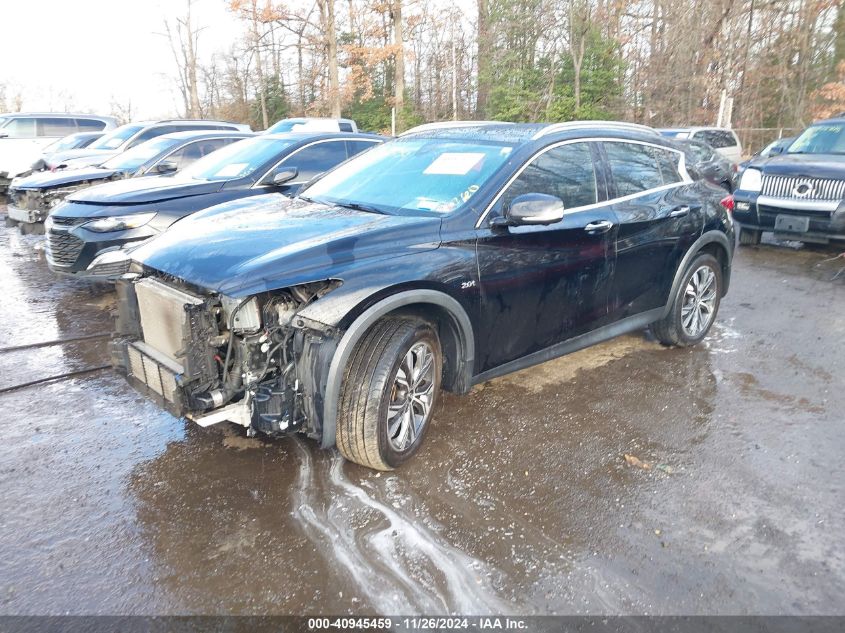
[0,208,843,616]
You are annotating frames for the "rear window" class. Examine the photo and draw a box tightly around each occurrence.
[76,118,108,131]
[696,130,737,149]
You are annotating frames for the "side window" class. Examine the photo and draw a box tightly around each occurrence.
[604,142,666,197]
[38,118,79,136]
[3,117,37,138]
[346,139,379,157]
[76,118,107,131]
[339,122,354,132]
[653,147,683,184]
[500,142,597,210]
[165,138,232,169]
[281,141,349,182]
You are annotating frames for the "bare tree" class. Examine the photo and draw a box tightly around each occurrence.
[163,0,203,118]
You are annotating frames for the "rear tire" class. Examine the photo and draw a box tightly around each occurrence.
[738,226,762,246]
[650,253,722,347]
[337,316,442,470]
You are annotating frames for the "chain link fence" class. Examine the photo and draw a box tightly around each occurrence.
[732,127,803,157]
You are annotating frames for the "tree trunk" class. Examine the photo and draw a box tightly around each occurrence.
[476,0,491,117]
[393,0,405,130]
[185,0,202,117]
[319,0,341,118]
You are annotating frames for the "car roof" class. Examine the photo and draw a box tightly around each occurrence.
[0,112,114,119]
[260,131,384,142]
[154,130,254,141]
[812,118,845,125]
[401,120,665,147]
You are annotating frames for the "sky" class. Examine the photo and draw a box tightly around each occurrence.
[0,0,236,119]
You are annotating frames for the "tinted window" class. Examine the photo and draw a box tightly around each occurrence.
[654,147,683,184]
[76,118,107,131]
[339,122,354,132]
[605,142,665,197]
[696,130,736,149]
[165,137,234,169]
[38,118,79,136]
[501,142,597,210]
[2,117,37,138]
[686,142,714,163]
[346,139,379,157]
[281,141,348,182]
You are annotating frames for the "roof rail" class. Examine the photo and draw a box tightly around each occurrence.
[532,120,659,140]
[400,120,513,136]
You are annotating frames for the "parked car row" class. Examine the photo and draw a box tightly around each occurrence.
[3,116,738,470]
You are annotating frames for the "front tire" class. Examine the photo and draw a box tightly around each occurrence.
[337,316,442,470]
[650,253,722,347]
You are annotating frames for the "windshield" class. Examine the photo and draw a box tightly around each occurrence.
[266,119,305,133]
[45,135,82,152]
[89,124,144,150]
[301,138,514,215]
[788,123,845,155]
[100,136,182,171]
[179,136,294,181]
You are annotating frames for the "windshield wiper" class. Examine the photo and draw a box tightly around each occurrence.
[334,201,389,215]
[299,195,389,215]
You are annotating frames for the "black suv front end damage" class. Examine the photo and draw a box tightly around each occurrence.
[111,271,342,439]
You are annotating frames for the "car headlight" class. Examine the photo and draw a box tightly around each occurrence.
[739,168,762,192]
[83,212,156,233]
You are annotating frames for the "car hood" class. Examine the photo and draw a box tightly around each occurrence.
[752,153,845,179]
[12,166,121,190]
[67,175,223,205]
[47,148,117,168]
[133,196,441,296]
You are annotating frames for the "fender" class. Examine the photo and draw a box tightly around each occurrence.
[319,289,475,448]
[660,229,733,319]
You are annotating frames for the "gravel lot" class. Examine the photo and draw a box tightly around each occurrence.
[1,207,843,615]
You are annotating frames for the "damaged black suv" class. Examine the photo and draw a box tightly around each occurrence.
[113,121,735,470]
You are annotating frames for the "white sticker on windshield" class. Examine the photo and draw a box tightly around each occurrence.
[423,152,485,175]
[213,162,249,178]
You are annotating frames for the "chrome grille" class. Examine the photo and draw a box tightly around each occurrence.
[46,231,84,266]
[50,215,84,227]
[762,175,845,201]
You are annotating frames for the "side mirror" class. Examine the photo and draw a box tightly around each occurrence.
[495,193,565,227]
[768,145,785,156]
[0,131,8,139]
[155,160,178,174]
[272,167,298,186]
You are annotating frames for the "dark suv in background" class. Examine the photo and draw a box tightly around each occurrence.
[733,117,845,245]
[112,121,734,471]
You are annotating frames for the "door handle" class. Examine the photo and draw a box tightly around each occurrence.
[669,206,691,218]
[584,220,614,234]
